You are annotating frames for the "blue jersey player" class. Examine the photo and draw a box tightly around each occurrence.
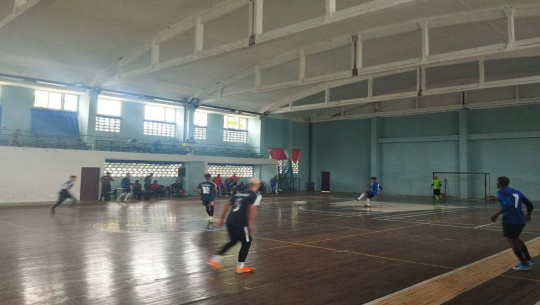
[490,176,534,271]
[194,174,218,223]
[356,177,382,207]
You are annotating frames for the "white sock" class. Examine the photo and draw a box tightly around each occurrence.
[366,199,371,206]
[237,262,245,269]
[212,255,223,263]
[358,193,365,200]
[124,193,132,201]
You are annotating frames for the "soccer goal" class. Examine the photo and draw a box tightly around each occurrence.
[433,172,491,201]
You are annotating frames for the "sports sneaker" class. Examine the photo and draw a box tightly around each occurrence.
[513,263,531,271]
[364,205,370,207]
[235,266,255,273]
[527,259,535,265]
[208,218,215,223]
[206,259,222,270]
[356,198,360,201]
[50,208,55,214]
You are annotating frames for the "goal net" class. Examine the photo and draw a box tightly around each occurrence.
[433,172,491,200]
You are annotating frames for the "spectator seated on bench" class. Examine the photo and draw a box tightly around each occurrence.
[151,181,167,199]
[143,181,154,200]
[132,180,143,200]
[169,180,188,198]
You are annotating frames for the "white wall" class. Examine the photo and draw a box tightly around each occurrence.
[0,146,277,204]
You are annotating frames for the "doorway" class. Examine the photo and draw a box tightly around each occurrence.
[321,172,330,192]
[80,167,101,201]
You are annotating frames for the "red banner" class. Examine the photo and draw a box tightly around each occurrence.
[269,148,288,160]
[292,149,300,163]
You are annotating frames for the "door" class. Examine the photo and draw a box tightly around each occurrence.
[80,167,101,201]
[321,172,330,193]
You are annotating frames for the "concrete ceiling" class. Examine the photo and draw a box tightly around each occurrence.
[1,0,540,117]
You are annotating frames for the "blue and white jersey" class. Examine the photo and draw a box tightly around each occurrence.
[497,187,534,224]
[61,181,74,190]
[371,181,380,195]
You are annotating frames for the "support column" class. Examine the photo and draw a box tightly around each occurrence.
[86,89,100,146]
[459,109,469,198]
[184,105,197,141]
[370,117,381,179]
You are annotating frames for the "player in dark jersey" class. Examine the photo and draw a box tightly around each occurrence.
[51,175,77,213]
[490,176,534,271]
[356,177,382,207]
[194,174,218,223]
[206,178,262,273]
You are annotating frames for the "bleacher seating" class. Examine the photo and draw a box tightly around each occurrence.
[0,128,269,159]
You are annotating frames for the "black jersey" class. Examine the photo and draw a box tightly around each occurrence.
[198,181,217,202]
[226,191,262,227]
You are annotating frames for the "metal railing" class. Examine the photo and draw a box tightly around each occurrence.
[0,128,271,159]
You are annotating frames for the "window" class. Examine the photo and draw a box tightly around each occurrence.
[293,159,299,174]
[105,162,182,178]
[145,105,176,123]
[96,99,122,132]
[97,98,122,117]
[144,105,176,137]
[34,90,78,111]
[207,164,254,178]
[144,121,175,137]
[96,117,121,133]
[194,111,207,140]
[223,115,248,143]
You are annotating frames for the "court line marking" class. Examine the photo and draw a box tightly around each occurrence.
[364,235,540,305]
[305,223,426,244]
[475,222,498,228]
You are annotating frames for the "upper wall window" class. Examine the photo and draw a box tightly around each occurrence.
[145,105,176,123]
[223,115,248,143]
[34,90,78,112]
[96,99,122,133]
[97,98,122,117]
[144,105,176,137]
[194,111,207,140]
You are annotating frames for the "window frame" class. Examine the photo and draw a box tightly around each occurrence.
[33,90,79,112]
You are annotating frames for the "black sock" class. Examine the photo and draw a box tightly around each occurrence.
[514,250,528,265]
[205,206,211,216]
[209,206,215,217]
[522,245,532,261]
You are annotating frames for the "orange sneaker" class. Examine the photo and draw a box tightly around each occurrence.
[235,266,255,273]
[206,259,222,270]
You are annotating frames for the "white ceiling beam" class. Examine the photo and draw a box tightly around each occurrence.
[506,8,516,50]
[107,0,424,84]
[201,5,535,102]
[271,62,540,115]
[0,0,50,30]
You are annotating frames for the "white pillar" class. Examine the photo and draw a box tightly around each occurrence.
[421,21,429,63]
[459,109,469,198]
[194,16,204,55]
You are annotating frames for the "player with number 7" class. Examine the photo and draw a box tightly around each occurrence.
[490,176,534,271]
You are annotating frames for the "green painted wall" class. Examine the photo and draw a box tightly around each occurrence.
[262,117,310,190]
[309,105,540,200]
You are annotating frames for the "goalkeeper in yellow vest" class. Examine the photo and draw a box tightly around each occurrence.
[431,175,443,201]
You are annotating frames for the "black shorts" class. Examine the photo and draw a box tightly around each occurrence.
[366,191,375,199]
[502,223,525,238]
[433,189,441,195]
[227,224,251,243]
[202,200,214,206]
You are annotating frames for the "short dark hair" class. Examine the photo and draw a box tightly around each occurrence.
[497,176,510,187]
[371,177,377,180]
[70,175,77,179]
[205,173,211,179]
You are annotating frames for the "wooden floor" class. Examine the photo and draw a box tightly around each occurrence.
[1,194,540,304]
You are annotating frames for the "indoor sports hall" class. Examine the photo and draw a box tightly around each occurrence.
[0,0,539,304]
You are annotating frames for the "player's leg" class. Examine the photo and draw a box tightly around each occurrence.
[207,225,239,270]
[505,224,530,270]
[124,191,132,202]
[51,191,68,212]
[235,227,254,273]
[356,192,366,201]
[364,192,374,207]
[518,238,534,264]
[208,201,215,223]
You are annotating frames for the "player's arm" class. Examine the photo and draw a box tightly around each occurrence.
[214,187,218,196]
[523,196,534,222]
[194,186,201,195]
[490,210,503,222]
[247,204,258,236]
[430,183,433,190]
[217,201,232,228]
[379,185,383,191]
